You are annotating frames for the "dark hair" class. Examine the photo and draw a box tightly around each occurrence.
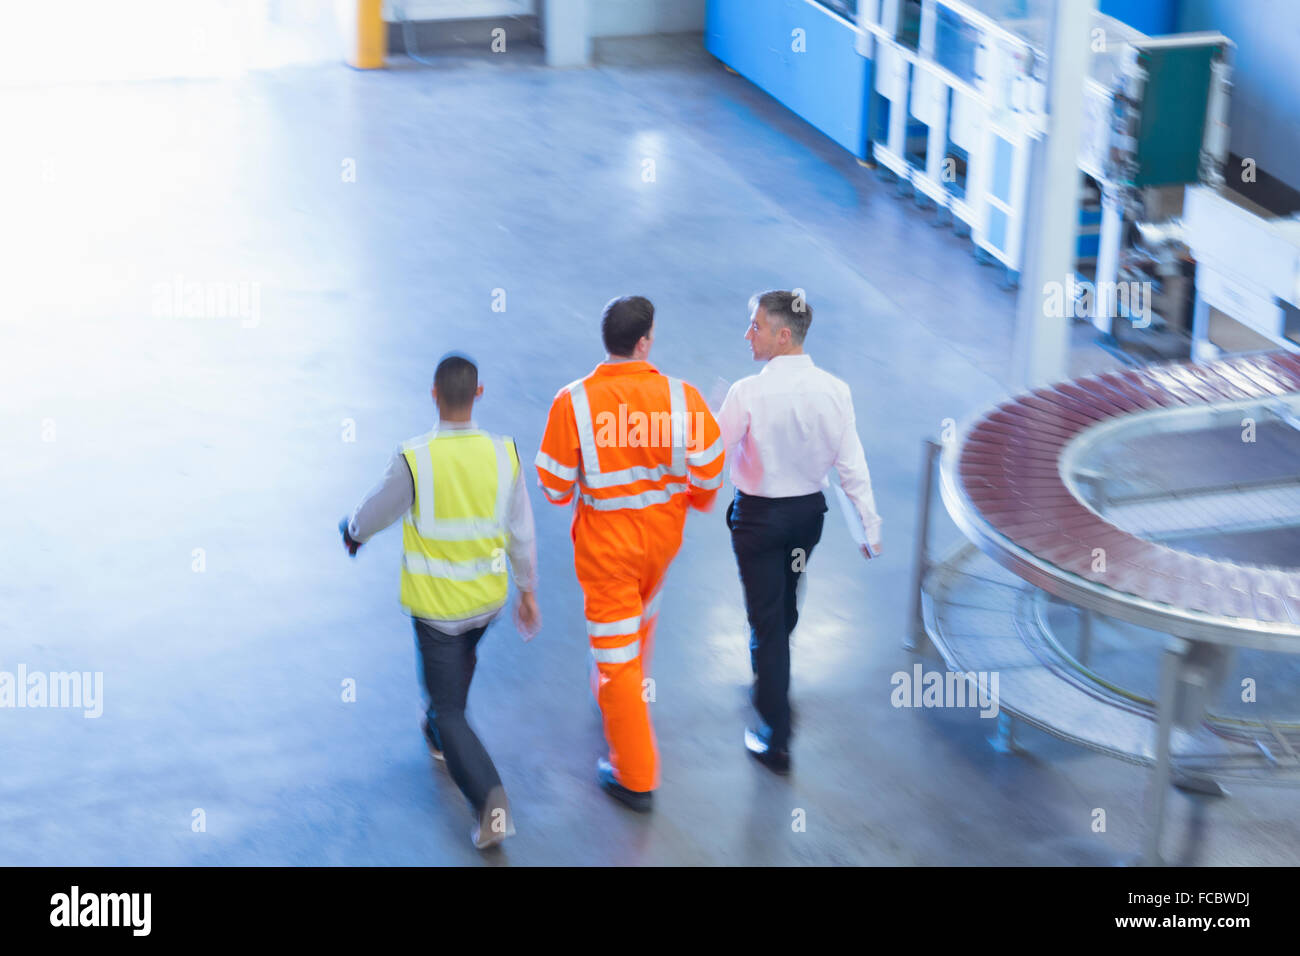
[601,296,655,357]
[750,290,813,344]
[433,352,478,409]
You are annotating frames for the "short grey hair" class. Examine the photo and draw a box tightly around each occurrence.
[750,290,812,344]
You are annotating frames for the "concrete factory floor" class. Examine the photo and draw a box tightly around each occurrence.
[3,35,1296,866]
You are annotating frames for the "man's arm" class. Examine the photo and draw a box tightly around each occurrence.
[833,399,883,553]
[684,383,725,512]
[348,449,415,544]
[535,389,580,506]
[506,444,542,639]
[716,380,748,452]
[505,445,539,592]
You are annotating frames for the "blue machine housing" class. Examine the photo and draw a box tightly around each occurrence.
[706,0,1180,163]
[706,0,1193,284]
[705,0,873,160]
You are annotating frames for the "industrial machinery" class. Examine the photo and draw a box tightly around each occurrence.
[708,0,1233,307]
[910,349,1300,862]
[1183,185,1300,360]
[862,0,1050,282]
[859,0,1231,296]
[1080,31,1233,338]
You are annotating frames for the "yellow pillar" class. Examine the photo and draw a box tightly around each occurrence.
[348,0,385,70]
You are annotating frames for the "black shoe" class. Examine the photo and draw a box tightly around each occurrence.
[597,759,653,812]
[744,727,790,775]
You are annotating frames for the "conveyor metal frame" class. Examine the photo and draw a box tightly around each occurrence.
[940,406,1300,650]
[911,388,1300,862]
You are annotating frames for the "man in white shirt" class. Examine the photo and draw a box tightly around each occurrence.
[717,291,883,773]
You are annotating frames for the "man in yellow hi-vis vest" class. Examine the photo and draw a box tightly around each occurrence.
[341,353,541,850]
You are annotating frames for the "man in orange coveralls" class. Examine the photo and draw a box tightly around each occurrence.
[535,296,724,811]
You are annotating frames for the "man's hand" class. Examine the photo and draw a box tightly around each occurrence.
[861,542,882,561]
[339,517,362,557]
[514,591,541,641]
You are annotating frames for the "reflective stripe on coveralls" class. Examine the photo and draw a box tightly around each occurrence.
[399,430,518,622]
[591,642,641,664]
[644,586,664,620]
[534,451,577,482]
[687,434,724,469]
[568,377,686,480]
[567,375,693,508]
[567,379,603,481]
[584,584,663,638]
[588,615,641,637]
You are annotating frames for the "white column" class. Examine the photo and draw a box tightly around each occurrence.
[1092,187,1123,334]
[1013,0,1097,388]
[543,0,589,67]
[1189,265,1219,361]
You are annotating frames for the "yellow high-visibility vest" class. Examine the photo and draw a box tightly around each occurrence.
[399,428,519,622]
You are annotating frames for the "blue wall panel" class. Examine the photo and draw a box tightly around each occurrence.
[706,0,871,158]
[1099,0,1179,36]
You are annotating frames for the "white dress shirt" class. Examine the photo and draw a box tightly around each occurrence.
[717,353,882,548]
[348,419,538,634]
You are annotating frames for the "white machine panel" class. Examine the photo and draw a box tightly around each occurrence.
[1184,186,1300,304]
[949,87,979,152]
[875,40,909,102]
[910,65,947,128]
[1196,265,1285,340]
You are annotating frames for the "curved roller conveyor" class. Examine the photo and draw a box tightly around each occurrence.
[911,349,1300,863]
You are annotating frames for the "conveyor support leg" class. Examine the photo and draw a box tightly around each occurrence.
[1144,637,1189,865]
[906,439,943,655]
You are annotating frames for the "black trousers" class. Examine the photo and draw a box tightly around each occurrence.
[726,490,827,752]
[413,619,502,814]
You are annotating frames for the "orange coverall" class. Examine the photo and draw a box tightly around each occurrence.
[536,361,724,792]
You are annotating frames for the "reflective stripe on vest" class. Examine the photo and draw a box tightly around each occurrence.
[567,375,689,510]
[399,429,517,622]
